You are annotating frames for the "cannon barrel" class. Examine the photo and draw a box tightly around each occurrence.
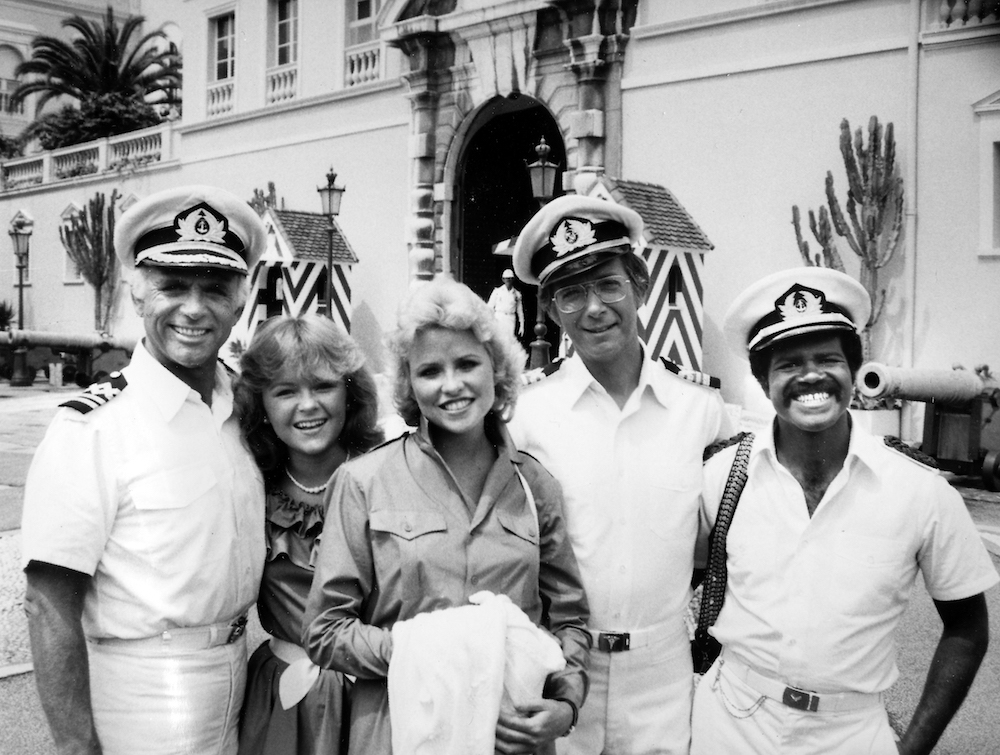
[2,329,136,353]
[856,362,986,406]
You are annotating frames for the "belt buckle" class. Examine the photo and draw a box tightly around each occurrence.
[227,616,247,644]
[782,686,819,712]
[597,632,630,652]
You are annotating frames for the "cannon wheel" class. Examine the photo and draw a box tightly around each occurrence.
[983,451,1000,492]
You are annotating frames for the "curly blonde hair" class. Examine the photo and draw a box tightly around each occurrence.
[388,276,526,427]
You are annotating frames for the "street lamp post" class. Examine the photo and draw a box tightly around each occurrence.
[316,167,345,319]
[8,212,34,386]
[525,137,559,369]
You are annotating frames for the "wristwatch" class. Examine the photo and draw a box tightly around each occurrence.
[554,698,579,737]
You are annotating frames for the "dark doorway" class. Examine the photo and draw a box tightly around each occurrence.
[455,96,565,356]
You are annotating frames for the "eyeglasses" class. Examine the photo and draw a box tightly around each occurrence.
[552,275,630,314]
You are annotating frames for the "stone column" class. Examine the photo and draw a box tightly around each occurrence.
[557,2,634,194]
[390,26,454,282]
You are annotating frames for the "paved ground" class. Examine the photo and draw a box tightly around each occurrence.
[1,379,999,753]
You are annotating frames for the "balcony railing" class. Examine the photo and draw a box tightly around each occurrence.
[936,0,1000,28]
[0,122,174,192]
[266,63,298,105]
[207,80,235,118]
[346,41,383,88]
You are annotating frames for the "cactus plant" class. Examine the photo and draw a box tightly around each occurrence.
[792,116,904,361]
[60,189,121,333]
[0,300,13,329]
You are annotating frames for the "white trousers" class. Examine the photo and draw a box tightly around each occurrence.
[691,658,898,755]
[558,629,693,755]
[88,636,247,755]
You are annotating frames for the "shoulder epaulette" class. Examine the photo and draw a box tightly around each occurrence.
[658,357,721,390]
[60,371,128,414]
[520,357,564,387]
[883,435,938,469]
[703,431,751,463]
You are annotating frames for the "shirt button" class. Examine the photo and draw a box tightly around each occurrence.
[403,522,412,533]
[471,576,478,585]
[619,565,626,573]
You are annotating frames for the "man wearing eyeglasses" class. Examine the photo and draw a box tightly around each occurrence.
[508,195,731,755]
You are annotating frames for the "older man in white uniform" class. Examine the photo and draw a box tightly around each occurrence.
[693,267,998,755]
[508,195,730,755]
[22,186,267,755]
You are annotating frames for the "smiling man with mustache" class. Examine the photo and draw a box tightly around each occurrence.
[691,268,998,755]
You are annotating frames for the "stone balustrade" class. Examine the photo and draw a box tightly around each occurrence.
[346,41,383,88]
[266,64,299,105]
[937,0,1000,28]
[207,80,235,117]
[0,122,173,193]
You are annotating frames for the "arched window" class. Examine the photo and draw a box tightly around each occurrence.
[0,45,25,116]
[667,262,683,307]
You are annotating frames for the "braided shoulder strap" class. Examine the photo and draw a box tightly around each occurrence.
[692,432,754,673]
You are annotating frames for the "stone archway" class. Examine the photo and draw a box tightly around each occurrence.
[454,95,565,353]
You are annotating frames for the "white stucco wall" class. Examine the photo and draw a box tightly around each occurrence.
[623,0,999,408]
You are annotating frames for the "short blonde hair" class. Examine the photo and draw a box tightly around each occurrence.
[389,276,526,427]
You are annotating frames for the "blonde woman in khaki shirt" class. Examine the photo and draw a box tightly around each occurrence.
[304,277,590,755]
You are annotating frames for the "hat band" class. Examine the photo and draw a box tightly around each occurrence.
[536,236,631,287]
[748,313,855,352]
[134,225,246,258]
[532,219,632,283]
[136,243,249,273]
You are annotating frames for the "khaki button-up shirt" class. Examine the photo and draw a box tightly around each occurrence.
[303,418,589,752]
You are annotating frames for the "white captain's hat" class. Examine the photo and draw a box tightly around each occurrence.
[115,185,266,274]
[724,267,870,356]
[512,194,644,287]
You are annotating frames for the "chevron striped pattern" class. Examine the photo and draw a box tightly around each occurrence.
[556,248,706,371]
[237,261,353,345]
[638,247,705,370]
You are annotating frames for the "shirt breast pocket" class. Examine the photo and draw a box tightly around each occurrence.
[828,533,914,616]
[497,511,539,546]
[369,510,447,599]
[129,462,217,511]
[648,466,700,542]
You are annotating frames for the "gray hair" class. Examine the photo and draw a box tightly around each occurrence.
[128,266,250,312]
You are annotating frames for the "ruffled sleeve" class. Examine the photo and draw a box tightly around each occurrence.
[265,488,326,571]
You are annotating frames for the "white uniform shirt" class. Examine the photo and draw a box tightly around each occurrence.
[22,341,266,640]
[509,351,727,639]
[488,286,522,330]
[702,425,999,695]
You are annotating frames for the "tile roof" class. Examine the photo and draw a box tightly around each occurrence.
[604,178,713,252]
[271,210,359,264]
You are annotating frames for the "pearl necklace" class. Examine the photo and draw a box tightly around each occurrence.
[284,467,328,495]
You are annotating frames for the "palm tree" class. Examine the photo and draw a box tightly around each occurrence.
[12,5,181,114]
